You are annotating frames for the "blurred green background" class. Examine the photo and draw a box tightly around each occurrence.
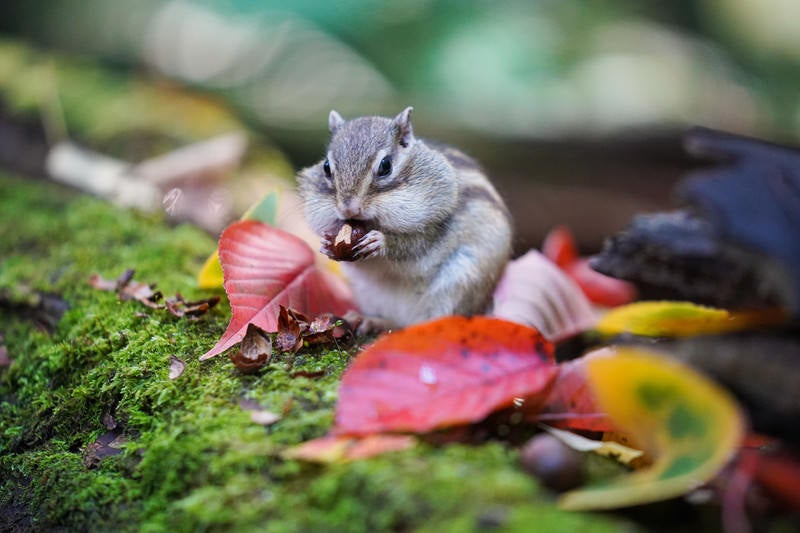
[2,0,799,249]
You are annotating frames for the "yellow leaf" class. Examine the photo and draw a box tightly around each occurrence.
[559,347,745,511]
[595,301,785,337]
[197,249,224,290]
[540,425,644,466]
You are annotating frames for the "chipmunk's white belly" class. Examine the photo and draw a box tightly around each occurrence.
[341,259,433,327]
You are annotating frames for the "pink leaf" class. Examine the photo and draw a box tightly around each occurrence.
[200,220,355,360]
[492,250,597,341]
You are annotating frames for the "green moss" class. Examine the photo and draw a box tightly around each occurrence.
[0,174,635,531]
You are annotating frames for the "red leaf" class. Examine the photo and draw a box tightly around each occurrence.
[200,220,355,360]
[542,226,637,308]
[535,349,616,432]
[542,225,578,267]
[739,445,800,510]
[333,316,558,436]
[566,259,637,308]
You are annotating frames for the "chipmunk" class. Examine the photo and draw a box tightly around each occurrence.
[298,107,512,330]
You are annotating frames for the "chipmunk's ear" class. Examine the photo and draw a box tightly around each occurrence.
[393,106,415,147]
[329,110,345,133]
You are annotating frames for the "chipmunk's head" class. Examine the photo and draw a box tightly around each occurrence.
[324,106,416,218]
[299,107,458,235]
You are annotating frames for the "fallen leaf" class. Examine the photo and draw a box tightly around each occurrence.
[197,192,279,289]
[333,316,557,436]
[101,412,117,431]
[283,434,416,463]
[595,301,787,338]
[304,314,349,345]
[168,355,186,380]
[88,273,120,292]
[200,220,355,360]
[559,347,745,511]
[229,323,273,373]
[542,226,637,307]
[83,431,127,469]
[90,270,219,320]
[164,293,220,319]
[535,349,616,432]
[275,308,352,350]
[542,225,579,267]
[539,424,644,466]
[492,250,597,342]
[89,270,163,308]
[119,281,163,308]
[249,409,281,426]
[276,305,304,353]
[739,445,800,510]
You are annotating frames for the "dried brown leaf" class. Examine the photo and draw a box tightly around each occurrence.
[276,305,304,353]
[88,273,119,292]
[90,270,217,320]
[230,323,272,373]
[249,409,282,426]
[0,345,11,368]
[101,412,118,431]
[83,431,126,469]
[165,293,220,319]
[239,399,282,425]
[303,313,353,346]
[169,355,187,380]
[119,281,162,307]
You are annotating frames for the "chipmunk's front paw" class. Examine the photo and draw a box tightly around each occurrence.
[343,310,392,337]
[352,230,386,260]
[319,235,338,259]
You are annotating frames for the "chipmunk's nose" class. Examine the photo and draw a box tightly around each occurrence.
[337,197,363,219]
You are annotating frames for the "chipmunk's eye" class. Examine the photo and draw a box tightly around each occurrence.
[377,156,392,177]
[323,159,332,178]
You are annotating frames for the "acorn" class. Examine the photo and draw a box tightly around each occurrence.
[520,433,585,492]
[324,221,368,262]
